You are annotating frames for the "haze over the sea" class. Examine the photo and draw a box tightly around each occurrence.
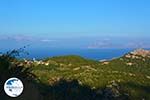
[0,0,150,59]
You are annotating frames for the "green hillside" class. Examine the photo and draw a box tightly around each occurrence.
[0,49,150,100]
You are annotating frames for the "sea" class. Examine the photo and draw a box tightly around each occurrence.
[18,48,135,61]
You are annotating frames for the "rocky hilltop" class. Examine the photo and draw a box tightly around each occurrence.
[125,48,150,59]
[131,48,150,57]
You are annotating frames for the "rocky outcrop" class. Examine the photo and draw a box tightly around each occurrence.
[125,49,150,59]
[130,49,150,57]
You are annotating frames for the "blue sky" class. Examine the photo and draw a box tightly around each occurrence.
[0,0,150,38]
[0,0,150,50]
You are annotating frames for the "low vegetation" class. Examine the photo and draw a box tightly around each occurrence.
[0,49,150,100]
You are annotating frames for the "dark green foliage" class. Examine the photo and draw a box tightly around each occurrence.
[33,55,150,100]
[0,49,38,100]
[0,49,150,100]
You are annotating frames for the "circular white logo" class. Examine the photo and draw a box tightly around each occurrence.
[4,77,24,97]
